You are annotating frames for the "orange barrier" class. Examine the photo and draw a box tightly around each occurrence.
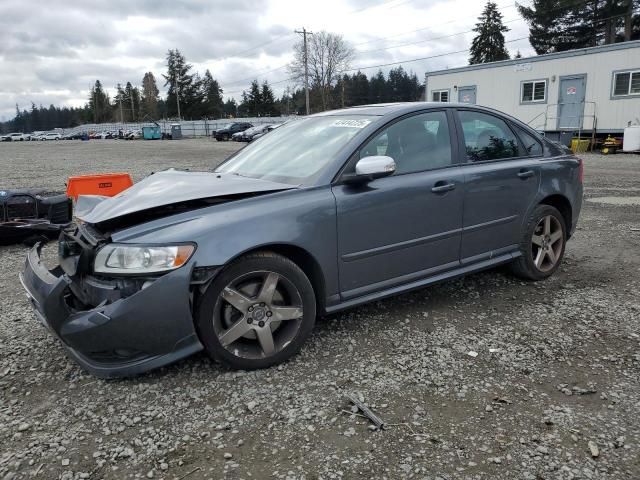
[66,173,133,200]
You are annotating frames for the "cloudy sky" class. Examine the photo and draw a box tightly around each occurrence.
[0,0,535,120]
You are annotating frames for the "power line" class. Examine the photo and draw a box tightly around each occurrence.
[345,0,416,15]
[357,18,524,55]
[352,1,521,47]
[352,0,597,52]
[220,63,290,88]
[212,32,296,63]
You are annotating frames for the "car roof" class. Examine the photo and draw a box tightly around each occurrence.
[312,101,516,118]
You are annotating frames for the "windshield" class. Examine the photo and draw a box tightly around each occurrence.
[216,115,376,184]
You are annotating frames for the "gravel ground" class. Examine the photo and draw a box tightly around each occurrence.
[0,139,639,480]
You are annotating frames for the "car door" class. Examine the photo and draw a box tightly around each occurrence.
[454,109,542,264]
[332,110,465,300]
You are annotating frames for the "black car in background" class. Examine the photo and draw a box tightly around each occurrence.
[214,122,253,141]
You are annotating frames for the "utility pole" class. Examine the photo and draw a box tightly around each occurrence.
[130,89,135,122]
[174,78,181,121]
[295,27,313,115]
[116,84,124,123]
[92,85,97,124]
[424,73,428,102]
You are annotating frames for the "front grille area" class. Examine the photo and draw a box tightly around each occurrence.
[6,195,37,219]
[44,198,72,223]
[0,190,71,224]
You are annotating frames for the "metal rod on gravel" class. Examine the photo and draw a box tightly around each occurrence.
[344,393,385,430]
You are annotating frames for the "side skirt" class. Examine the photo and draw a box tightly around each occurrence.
[324,251,520,315]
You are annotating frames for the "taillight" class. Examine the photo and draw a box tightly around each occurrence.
[577,158,584,184]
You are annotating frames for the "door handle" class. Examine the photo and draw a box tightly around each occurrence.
[517,169,535,179]
[431,181,456,193]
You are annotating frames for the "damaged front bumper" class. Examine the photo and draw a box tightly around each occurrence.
[19,243,204,378]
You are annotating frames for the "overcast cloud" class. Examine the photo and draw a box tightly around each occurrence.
[0,0,534,120]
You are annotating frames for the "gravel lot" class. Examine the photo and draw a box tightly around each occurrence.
[1,139,639,480]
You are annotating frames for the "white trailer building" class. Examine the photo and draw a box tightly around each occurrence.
[425,40,640,143]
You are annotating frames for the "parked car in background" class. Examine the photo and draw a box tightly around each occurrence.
[124,130,141,140]
[0,132,28,141]
[231,131,245,141]
[62,132,84,140]
[39,132,62,141]
[214,122,253,141]
[20,103,583,378]
[236,125,272,142]
[250,123,283,141]
[29,131,45,141]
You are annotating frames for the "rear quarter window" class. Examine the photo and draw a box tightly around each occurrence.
[513,125,543,156]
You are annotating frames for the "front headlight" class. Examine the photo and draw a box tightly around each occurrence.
[94,244,196,275]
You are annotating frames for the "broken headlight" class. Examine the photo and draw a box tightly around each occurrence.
[94,244,196,275]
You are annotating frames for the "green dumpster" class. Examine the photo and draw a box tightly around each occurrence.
[142,126,161,140]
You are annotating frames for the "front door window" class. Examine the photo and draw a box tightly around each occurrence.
[359,111,452,174]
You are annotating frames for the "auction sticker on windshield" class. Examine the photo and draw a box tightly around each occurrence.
[331,119,372,128]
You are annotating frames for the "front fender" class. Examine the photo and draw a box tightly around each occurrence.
[111,187,340,304]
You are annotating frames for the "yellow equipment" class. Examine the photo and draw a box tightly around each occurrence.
[601,135,621,155]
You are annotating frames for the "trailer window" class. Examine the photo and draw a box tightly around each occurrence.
[521,80,546,103]
[432,90,449,102]
[613,70,640,97]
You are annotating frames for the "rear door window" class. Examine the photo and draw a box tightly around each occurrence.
[458,110,520,162]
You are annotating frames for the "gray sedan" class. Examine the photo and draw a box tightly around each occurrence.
[20,103,583,377]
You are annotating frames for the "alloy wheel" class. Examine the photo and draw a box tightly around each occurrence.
[213,270,304,359]
[531,215,563,272]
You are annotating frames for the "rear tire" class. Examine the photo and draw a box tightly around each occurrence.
[511,204,567,281]
[196,252,316,370]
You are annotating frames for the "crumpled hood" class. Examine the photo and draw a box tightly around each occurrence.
[76,169,295,224]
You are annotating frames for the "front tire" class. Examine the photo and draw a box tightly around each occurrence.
[196,252,316,370]
[511,204,567,281]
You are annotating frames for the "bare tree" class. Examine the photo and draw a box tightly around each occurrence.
[289,31,355,111]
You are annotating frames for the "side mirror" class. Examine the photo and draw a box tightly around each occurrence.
[345,156,396,183]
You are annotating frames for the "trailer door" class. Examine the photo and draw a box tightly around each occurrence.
[557,75,586,129]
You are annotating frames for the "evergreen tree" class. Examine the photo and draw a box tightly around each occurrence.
[0,103,85,133]
[518,0,581,54]
[469,1,511,64]
[223,98,238,117]
[88,80,111,123]
[114,83,126,122]
[349,72,370,105]
[368,71,386,103]
[141,72,160,119]
[124,82,141,122]
[163,49,200,119]
[276,87,294,115]
[518,0,638,54]
[260,81,278,116]
[202,70,224,118]
[239,80,262,116]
